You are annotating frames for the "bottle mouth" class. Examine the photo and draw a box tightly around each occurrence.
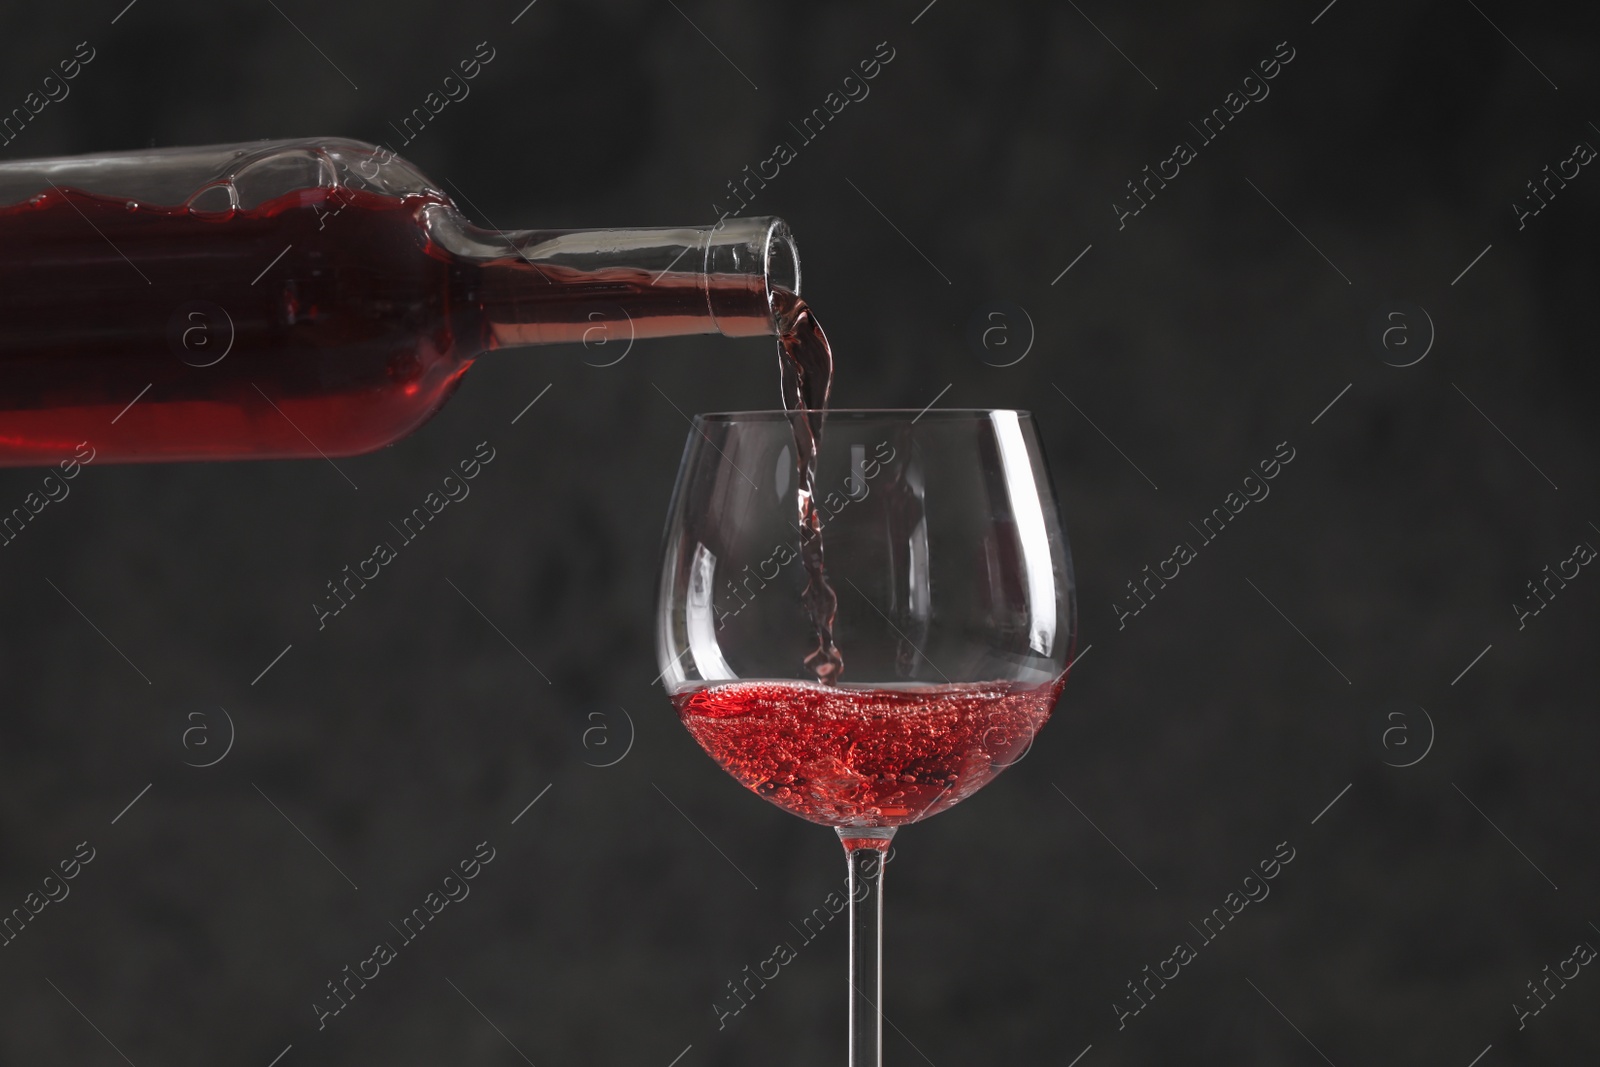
[763,218,801,301]
[705,216,800,338]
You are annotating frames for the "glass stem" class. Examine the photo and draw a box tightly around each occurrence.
[839,827,896,1067]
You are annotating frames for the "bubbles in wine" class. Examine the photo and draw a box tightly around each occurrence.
[673,679,1064,827]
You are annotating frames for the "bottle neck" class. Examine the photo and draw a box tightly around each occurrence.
[427,207,801,350]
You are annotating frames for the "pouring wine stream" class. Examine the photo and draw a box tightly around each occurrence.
[774,290,844,684]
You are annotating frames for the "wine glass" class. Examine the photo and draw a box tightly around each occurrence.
[656,409,1077,1066]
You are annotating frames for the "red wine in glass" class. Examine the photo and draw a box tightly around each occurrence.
[673,679,1065,826]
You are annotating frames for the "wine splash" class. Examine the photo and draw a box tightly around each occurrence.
[773,291,842,683]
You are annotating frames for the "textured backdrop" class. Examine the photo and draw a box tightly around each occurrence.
[1,1,1598,1065]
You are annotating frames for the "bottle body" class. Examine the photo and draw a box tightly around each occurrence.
[0,138,798,466]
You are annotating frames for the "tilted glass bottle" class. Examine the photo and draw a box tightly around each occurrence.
[0,137,800,466]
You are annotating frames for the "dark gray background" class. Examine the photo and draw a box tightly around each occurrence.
[2,0,1597,1064]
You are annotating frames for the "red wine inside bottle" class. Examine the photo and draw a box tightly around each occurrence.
[0,186,461,463]
[0,185,773,466]
[672,679,1063,826]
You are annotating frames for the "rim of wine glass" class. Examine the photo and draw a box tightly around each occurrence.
[692,408,1034,422]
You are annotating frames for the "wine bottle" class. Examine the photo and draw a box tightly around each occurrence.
[0,137,800,466]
